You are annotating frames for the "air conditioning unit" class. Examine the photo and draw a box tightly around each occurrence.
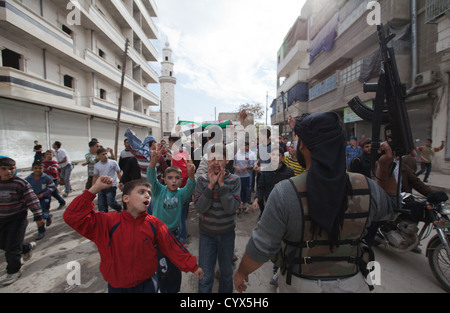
[414,70,435,87]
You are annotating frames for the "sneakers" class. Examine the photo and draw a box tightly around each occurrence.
[21,242,36,263]
[46,214,53,227]
[4,243,37,286]
[36,232,45,241]
[2,270,22,287]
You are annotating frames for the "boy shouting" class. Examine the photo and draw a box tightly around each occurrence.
[64,176,203,293]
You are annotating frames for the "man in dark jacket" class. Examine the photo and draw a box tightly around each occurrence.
[350,138,372,178]
[251,146,294,217]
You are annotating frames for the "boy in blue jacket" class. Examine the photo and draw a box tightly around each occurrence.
[25,161,56,240]
[147,146,196,293]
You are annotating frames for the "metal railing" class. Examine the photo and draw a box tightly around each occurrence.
[425,0,450,23]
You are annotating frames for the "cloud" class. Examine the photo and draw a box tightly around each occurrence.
[153,0,304,120]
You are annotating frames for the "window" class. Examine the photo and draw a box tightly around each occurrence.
[2,49,21,70]
[165,56,169,61]
[99,88,106,99]
[339,60,362,85]
[62,25,73,36]
[63,75,74,88]
[98,49,105,59]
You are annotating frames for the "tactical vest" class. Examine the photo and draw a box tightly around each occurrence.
[278,172,373,285]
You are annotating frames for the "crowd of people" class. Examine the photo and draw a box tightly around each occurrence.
[0,109,446,293]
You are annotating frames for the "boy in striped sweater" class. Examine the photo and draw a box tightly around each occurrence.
[194,144,241,293]
[0,157,44,286]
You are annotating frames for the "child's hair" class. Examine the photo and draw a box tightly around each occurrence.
[96,147,107,155]
[122,179,152,211]
[0,157,15,167]
[210,143,227,159]
[45,150,53,155]
[164,166,182,177]
[32,161,43,168]
[89,140,98,148]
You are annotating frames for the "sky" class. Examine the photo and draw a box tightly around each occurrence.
[148,0,306,124]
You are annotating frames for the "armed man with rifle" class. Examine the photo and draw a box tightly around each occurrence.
[232,24,444,293]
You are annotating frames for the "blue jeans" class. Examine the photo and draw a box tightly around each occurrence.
[239,176,250,204]
[157,229,182,293]
[60,164,72,195]
[416,162,432,182]
[51,179,65,205]
[198,230,235,293]
[38,198,51,234]
[97,186,122,213]
[179,200,189,243]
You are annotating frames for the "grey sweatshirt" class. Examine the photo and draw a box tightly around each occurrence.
[194,171,241,236]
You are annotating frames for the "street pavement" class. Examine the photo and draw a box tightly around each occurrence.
[0,163,448,293]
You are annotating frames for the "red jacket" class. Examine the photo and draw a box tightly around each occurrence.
[64,190,199,289]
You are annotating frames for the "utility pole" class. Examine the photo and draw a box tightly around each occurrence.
[114,38,129,160]
[281,91,286,137]
[266,91,268,126]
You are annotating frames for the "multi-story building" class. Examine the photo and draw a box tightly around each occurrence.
[272,15,309,138]
[274,0,450,172]
[0,0,160,168]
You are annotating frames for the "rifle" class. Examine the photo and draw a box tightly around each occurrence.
[348,24,414,175]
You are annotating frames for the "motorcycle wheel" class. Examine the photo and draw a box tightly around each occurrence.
[427,234,450,292]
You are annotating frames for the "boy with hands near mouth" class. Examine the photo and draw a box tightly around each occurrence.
[64,175,203,293]
[194,144,241,293]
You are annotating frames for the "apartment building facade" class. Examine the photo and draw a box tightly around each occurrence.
[273,0,450,172]
[0,0,160,168]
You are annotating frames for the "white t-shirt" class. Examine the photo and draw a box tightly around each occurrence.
[55,148,71,168]
[94,159,121,187]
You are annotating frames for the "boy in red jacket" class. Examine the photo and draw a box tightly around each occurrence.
[64,176,203,293]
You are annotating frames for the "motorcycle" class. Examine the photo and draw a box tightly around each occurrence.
[374,192,450,292]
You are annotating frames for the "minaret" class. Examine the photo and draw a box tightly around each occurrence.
[159,41,176,139]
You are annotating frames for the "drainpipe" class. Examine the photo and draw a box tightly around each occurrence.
[407,0,418,96]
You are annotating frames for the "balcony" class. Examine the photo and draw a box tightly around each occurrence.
[84,49,158,106]
[0,67,76,109]
[109,0,158,61]
[279,68,309,95]
[277,40,310,77]
[91,97,160,127]
[141,0,158,17]
[0,0,76,59]
[134,0,158,39]
[425,0,450,23]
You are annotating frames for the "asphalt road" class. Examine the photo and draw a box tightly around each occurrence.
[0,170,447,293]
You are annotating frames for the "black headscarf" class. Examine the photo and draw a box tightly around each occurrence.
[294,112,349,245]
